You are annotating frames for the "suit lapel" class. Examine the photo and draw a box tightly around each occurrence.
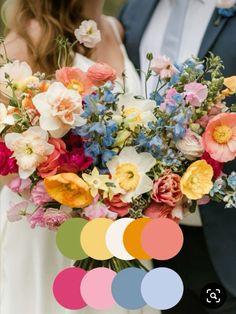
[125,0,159,69]
[198,9,230,59]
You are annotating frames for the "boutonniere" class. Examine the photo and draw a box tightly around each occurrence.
[215,0,236,25]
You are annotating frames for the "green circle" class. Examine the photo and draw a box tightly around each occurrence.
[56,218,88,260]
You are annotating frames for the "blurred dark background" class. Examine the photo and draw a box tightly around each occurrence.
[0,0,127,36]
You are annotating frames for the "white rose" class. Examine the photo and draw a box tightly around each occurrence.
[176,129,204,160]
[216,0,235,8]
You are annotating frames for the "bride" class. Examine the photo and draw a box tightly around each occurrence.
[0,0,157,313]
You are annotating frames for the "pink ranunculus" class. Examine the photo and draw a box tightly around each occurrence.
[197,102,226,128]
[82,199,118,220]
[201,151,223,179]
[37,138,67,178]
[184,82,208,107]
[87,63,117,86]
[8,176,31,193]
[30,181,53,206]
[43,209,71,230]
[0,142,18,176]
[151,55,177,80]
[7,200,29,222]
[58,147,93,173]
[104,194,130,217]
[144,201,183,223]
[56,67,93,96]
[152,170,183,207]
[27,207,46,229]
[176,129,204,160]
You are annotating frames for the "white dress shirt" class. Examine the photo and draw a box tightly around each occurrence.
[140,0,217,226]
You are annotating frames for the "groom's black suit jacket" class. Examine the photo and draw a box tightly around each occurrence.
[119,0,236,297]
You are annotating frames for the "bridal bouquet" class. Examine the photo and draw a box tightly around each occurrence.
[0,34,236,270]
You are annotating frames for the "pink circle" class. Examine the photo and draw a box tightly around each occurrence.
[53,267,87,310]
[80,267,116,309]
[141,218,184,260]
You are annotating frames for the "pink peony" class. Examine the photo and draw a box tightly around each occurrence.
[184,82,208,107]
[152,170,183,207]
[0,142,18,176]
[56,67,93,96]
[201,151,223,178]
[37,138,67,178]
[151,55,177,80]
[43,208,71,231]
[87,63,117,86]
[8,176,31,193]
[27,207,46,229]
[30,181,53,206]
[7,201,29,222]
[104,194,130,217]
[82,198,118,220]
[58,147,93,173]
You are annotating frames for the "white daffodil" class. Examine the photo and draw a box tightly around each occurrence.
[107,147,156,202]
[5,126,54,179]
[117,93,156,130]
[74,20,101,48]
[0,60,33,97]
[0,103,14,132]
[32,82,86,138]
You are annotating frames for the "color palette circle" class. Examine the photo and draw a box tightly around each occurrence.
[112,267,147,309]
[123,218,151,259]
[141,267,184,310]
[56,218,88,260]
[141,218,184,260]
[80,267,116,310]
[53,267,87,310]
[106,218,134,260]
[80,218,113,260]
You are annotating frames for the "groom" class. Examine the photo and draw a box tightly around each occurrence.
[120,0,236,313]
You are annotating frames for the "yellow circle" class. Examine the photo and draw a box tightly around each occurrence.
[80,218,113,260]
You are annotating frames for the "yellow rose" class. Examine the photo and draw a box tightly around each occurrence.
[180,160,213,200]
[44,173,93,208]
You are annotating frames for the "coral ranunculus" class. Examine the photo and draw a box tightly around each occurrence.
[37,138,67,178]
[44,173,93,208]
[87,63,117,86]
[180,160,214,200]
[56,67,93,96]
[152,170,183,207]
[104,194,130,217]
[202,113,236,162]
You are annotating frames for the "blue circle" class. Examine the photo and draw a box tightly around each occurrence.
[141,267,184,310]
[112,267,147,309]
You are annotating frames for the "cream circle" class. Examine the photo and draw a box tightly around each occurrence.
[106,218,134,260]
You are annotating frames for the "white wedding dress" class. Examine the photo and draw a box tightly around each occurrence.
[0,18,159,314]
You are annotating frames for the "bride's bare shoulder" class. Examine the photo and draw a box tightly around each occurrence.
[1,20,41,68]
[106,16,125,42]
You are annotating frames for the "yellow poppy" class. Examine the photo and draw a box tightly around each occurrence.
[44,173,93,208]
[180,160,213,200]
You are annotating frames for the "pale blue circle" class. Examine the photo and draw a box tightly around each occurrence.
[112,267,147,309]
[141,267,184,310]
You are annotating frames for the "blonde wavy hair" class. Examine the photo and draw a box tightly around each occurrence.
[2,0,86,74]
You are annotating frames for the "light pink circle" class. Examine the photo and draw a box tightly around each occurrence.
[80,267,116,309]
[141,218,184,260]
[53,267,87,310]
